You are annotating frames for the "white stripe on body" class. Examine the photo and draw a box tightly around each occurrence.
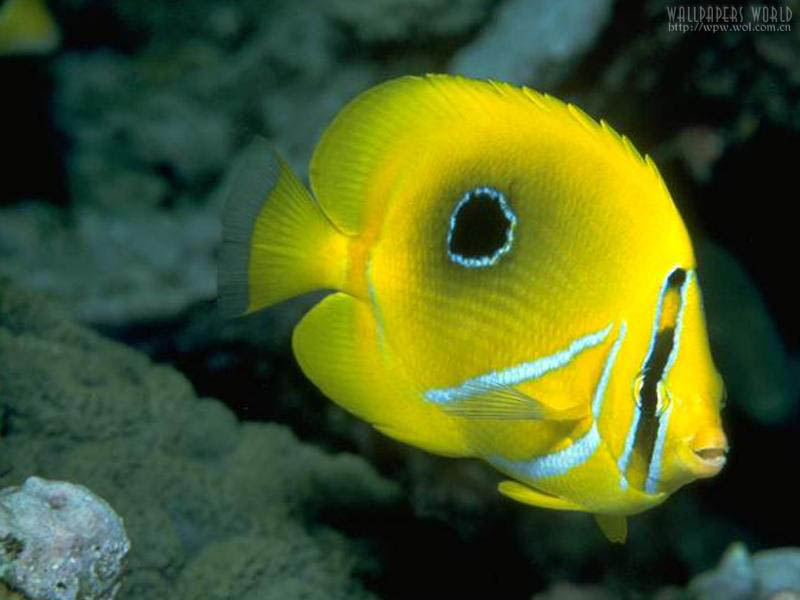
[645,270,692,493]
[425,324,613,406]
[488,322,627,481]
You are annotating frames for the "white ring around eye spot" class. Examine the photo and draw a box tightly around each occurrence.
[446,186,517,268]
[656,382,670,416]
[633,374,644,408]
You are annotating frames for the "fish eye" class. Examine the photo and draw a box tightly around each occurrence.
[633,373,669,416]
[655,381,670,416]
[633,373,645,407]
[447,186,516,268]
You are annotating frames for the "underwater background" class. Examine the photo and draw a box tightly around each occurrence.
[1,0,799,598]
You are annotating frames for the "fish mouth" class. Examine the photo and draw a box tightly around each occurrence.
[686,426,728,475]
[689,440,728,477]
[693,447,727,469]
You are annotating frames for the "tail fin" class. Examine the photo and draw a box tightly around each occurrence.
[218,138,348,317]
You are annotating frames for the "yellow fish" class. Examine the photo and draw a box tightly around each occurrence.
[218,74,728,543]
[0,0,60,55]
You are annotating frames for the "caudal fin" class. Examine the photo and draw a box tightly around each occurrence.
[218,138,348,317]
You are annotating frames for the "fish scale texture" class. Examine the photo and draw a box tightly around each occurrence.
[0,284,399,600]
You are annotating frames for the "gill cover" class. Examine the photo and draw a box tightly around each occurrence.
[651,271,728,494]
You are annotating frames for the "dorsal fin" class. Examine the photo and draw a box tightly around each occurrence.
[309,74,662,236]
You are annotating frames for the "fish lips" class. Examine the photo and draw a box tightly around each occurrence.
[686,429,729,478]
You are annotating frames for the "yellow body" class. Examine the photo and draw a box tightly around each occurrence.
[218,75,727,543]
[0,0,60,55]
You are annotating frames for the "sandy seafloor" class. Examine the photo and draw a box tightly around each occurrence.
[1,0,799,598]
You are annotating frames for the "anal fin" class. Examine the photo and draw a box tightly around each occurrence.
[499,480,628,543]
[497,480,584,511]
[594,514,628,543]
[292,292,471,457]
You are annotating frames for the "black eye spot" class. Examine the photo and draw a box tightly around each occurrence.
[447,187,516,268]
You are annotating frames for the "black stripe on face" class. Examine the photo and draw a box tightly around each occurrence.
[629,268,687,482]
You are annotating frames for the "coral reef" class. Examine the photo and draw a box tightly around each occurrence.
[0,284,399,599]
[0,477,129,600]
[0,201,218,325]
[0,0,379,326]
[320,0,492,43]
[688,543,800,600]
[450,0,613,88]
[531,544,800,599]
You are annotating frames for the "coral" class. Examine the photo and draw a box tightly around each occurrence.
[0,477,130,600]
[0,284,400,599]
[320,0,492,43]
[531,582,617,600]
[449,0,613,88]
[174,530,378,600]
[0,201,219,325]
[0,2,382,327]
[689,542,800,600]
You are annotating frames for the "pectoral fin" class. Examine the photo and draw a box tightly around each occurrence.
[593,514,627,543]
[433,385,589,422]
[293,292,472,458]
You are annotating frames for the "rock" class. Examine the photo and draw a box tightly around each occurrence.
[449,0,614,88]
[531,582,617,599]
[689,542,756,600]
[753,548,800,599]
[174,530,378,600]
[0,201,219,326]
[53,50,234,211]
[0,477,130,600]
[320,0,491,43]
[0,4,386,328]
[688,542,800,600]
